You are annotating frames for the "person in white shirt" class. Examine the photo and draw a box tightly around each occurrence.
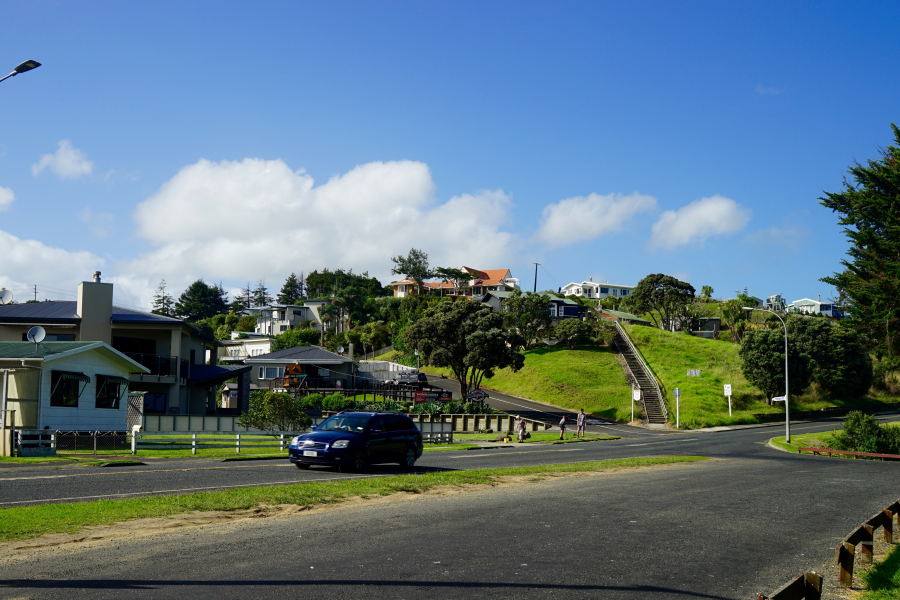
[576,409,586,438]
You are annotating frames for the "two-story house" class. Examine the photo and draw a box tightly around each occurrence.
[247,298,349,336]
[0,272,250,419]
[389,267,520,298]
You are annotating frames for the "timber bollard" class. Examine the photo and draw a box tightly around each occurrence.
[757,571,822,600]
[836,542,855,588]
[885,509,895,544]
[860,524,874,564]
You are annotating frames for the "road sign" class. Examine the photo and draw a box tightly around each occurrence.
[724,384,732,396]
[632,389,641,401]
[772,396,786,402]
[687,370,702,377]
[467,389,488,403]
[673,388,681,397]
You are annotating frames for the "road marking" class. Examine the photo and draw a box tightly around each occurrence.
[0,472,392,506]
[627,438,698,447]
[0,462,296,482]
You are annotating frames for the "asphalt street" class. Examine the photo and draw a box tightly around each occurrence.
[2,415,899,599]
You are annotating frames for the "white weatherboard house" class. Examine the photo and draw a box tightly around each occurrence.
[0,341,150,434]
[561,280,634,300]
[788,298,842,318]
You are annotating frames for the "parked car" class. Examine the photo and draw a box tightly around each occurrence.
[288,411,423,472]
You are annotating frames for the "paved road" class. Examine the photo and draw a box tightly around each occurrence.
[2,423,900,599]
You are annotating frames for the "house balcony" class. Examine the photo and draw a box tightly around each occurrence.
[126,353,189,384]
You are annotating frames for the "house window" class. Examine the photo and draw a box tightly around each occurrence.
[260,367,285,379]
[600,287,609,294]
[621,290,629,296]
[50,371,89,407]
[280,325,287,332]
[190,349,196,365]
[113,336,156,356]
[143,393,167,414]
[96,375,128,409]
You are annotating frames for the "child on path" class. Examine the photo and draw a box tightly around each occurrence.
[576,409,586,438]
[558,414,567,440]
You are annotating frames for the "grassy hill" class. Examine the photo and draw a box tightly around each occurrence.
[624,324,899,429]
[420,346,635,421]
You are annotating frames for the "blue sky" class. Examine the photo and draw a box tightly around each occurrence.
[1,1,897,308]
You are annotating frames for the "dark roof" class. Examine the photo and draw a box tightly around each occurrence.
[249,345,353,363]
[0,341,97,359]
[189,364,251,386]
[0,300,185,325]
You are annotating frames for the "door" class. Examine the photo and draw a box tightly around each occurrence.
[365,417,391,463]
[383,415,409,459]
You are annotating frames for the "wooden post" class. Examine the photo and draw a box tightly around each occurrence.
[861,524,874,564]
[837,542,855,587]
[884,509,894,544]
[804,571,823,600]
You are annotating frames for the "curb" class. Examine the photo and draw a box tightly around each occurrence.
[221,455,289,462]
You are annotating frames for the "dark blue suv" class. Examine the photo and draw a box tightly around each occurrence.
[289,411,423,472]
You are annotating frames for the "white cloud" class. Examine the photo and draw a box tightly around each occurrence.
[648,195,751,250]
[0,186,14,212]
[117,158,518,306]
[0,229,104,302]
[77,207,115,238]
[755,84,785,96]
[32,140,94,179]
[536,192,657,248]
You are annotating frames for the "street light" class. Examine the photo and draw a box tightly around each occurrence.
[743,306,790,443]
[0,60,42,84]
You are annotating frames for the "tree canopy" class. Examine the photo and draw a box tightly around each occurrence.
[174,279,228,321]
[405,299,524,398]
[151,280,175,317]
[271,327,320,352]
[237,391,311,433]
[821,123,900,359]
[554,319,594,350]
[277,273,304,305]
[391,248,434,293]
[501,290,551,349]
[739,328,812,402]
[629,274,696,330]
[787,316,873,398]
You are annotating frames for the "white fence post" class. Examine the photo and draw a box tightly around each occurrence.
[236,433,240,454]
[279,433,284,452]
[192,433,196,455]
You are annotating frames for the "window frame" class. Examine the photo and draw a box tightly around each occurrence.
[49,370,89,408]
[95,375,128,409]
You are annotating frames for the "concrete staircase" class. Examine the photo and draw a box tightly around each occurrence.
[612,324,668,426]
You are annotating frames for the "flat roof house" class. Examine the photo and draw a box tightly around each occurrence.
[0,273,251,419]
[561,280,634,301]
[0,341,150,436]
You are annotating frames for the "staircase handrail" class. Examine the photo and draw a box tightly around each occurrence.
[614,321,668,421]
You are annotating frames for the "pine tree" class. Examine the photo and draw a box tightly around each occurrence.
[151,280,175,316]
[252,279,273,307]
[277,273,303,305]
[174,279,225,321]
[241,282,252,309]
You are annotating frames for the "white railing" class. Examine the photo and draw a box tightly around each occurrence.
[615,322,668,421]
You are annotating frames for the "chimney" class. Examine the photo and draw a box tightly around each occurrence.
[77,272,113,344]
[818,294,821,302]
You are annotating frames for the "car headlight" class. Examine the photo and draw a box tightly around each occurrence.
[331,439,350,449]
[290,436,303,446]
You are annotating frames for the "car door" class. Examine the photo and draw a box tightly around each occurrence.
[366,417,390,463]
[383,415,408,459]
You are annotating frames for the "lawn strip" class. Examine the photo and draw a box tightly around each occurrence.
[770,431,842,455]
[0,456,708,543]
[859,539,900,599]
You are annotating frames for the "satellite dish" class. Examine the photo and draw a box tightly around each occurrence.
[0,289,12,305]
[27,326,46,344]
[337,346,345,354]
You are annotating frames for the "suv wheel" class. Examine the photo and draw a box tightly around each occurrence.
[399,446,417,469]
[344,450,368,473]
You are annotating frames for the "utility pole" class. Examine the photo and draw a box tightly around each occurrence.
[533,263,540,293]
[33,285,37,302]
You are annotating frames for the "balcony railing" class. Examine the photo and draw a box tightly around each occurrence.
[126,353,178,378]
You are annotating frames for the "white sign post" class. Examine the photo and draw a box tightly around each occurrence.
[724,384,732,416]
[673,387,681,429]
[631,387,641,422]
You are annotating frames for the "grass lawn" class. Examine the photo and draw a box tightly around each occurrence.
[0,455,708,543]
[455,432,618,443]
[860,543,900,599]
[770,421,900,455]
[422,345,634,421]
[625,324,900,429]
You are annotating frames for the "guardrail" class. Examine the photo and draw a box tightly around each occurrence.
[798,447,900,461]
[758,498,900,598]
[614,321,668,421]
[16,429,55,457]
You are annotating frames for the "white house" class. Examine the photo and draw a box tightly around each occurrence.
[788,298,842,318]
[0,341,150,435]
[561,280,634,300]
[220,335,273,363]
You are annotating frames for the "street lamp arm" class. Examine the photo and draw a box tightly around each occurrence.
[742,305,791,443]
[0,72,16,84]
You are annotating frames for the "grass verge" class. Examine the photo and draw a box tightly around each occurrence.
[0,456,708,543]
[860,543,900,599]
[770,431,838,454]
[455,432,617,443]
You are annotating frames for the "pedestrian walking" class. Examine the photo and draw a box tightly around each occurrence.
[515,415,527,443]
[558,414,567,440]
[576,409,586,438]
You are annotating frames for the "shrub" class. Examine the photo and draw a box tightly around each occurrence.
[321,393,355,412]
[300,394,323,410]
[831,411,900,455]
[237,391,312,432]
[554,319,595,350]
[411,401,443,415]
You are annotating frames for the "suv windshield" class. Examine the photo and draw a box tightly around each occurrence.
[317,414,371,433]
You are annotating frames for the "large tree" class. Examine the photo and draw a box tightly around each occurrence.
[739,329,812,403]
[787,316,873,398]
[435,267,470,295]
[821,123,900,358]
[391,248,435,295]
[174,279,227,321]
[252,279,273,307]
[629,274,696,330]
[277,273,304,305]
[501,289,551,349]
[405,299,524,398]
[271,327,320,352]
[151,280,175,317]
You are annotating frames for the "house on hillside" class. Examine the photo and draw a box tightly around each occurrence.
[245,345,358,391]
[0,272,251,418]
[220,335,273,364]
[389,267,520,298]
[561,280,634,301]
[247,298,342,336]
[788,298,842,318]
[765,294,787,312]
[480,291,586,322]
[0,341,150,437]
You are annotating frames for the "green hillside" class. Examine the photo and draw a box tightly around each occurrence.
[624,324,897,429]
[421,346,635,421]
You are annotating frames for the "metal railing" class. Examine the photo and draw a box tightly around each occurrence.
[125,353,178,378]
[56,430,131,454]
[614,322,668,421]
